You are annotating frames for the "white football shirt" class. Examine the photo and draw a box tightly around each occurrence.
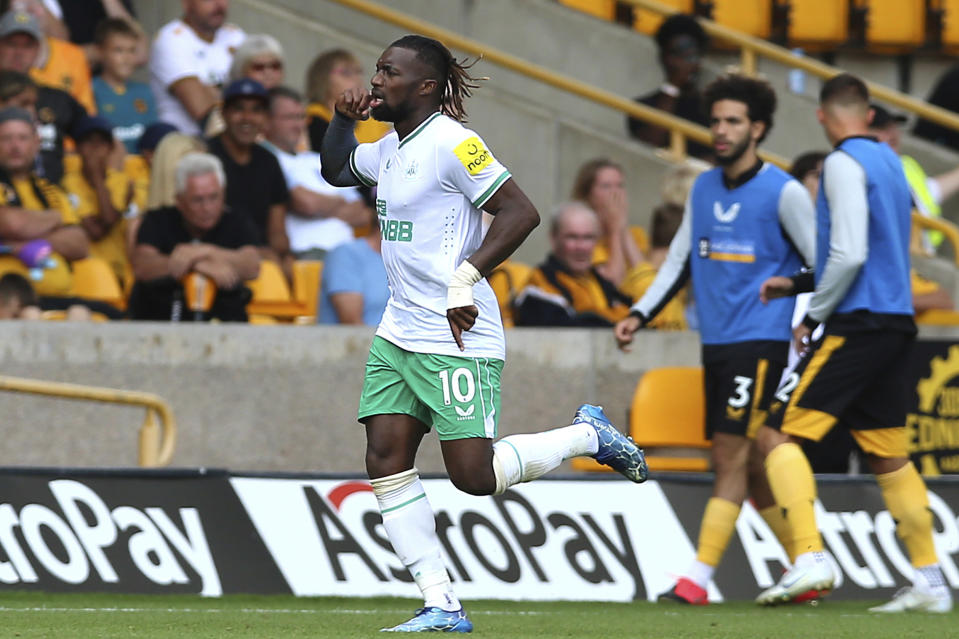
[350,112,512,360]
[149,19,246,135]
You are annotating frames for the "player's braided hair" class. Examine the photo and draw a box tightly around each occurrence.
[390,35,482,122]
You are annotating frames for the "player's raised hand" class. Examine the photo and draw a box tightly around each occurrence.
[335,87,373,121]
[759,275,794,304]
[447,306,479,351]
[614,314,642,352]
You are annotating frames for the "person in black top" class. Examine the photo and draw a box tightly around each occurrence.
[206,78,291,277]
[0,70,85,183]
[129,152,260,322]
[627,14,711,160]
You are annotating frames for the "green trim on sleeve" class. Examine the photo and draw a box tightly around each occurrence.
[471,170,511,209]
[349,148,377,187]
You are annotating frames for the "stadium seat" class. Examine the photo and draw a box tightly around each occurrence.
[292,260,323,320]
[558,0,616,21]
[69,257,126,310]
[939,0,959,50]
[572,366,710,474]
[488,259,532,328]
[247,260,291,303]
[633,0,695,35]
[711,0,772,39]
[630,367,710,472]
[781,0,849,48]
[857,0,925,50]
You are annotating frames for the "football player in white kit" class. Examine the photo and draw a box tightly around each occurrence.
[320,35,648,633]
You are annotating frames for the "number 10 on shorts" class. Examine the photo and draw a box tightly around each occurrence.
[439,368,476,406]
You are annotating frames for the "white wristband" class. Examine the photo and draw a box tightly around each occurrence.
[446,261,482,309]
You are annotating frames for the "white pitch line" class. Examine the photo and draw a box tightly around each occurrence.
[0,606,545,616]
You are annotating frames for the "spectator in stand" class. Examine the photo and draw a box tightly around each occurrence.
[620,202,687,330]
[627,14,711,160]
[136,122,177,170]
[0,107,87,296]
[871,103,959,255]
[1,1,67,40]
[514,201,632,327]
[92,17,155,155]
[207,78,291,276]
[304,48,390,150]
[129,152,259,322]
[31,0,149,68]
[913,63,959,152]
[149,0,245,136]
[788,150,826,201]
[0,8,94,113]
[0,271,40,317]
[228,34,285,91]
[61,115,146,288]
[263,86,368,260]
[570,157,646,287]
[318,206,388,325]
[146,132,204,210]
[0,69,85,184]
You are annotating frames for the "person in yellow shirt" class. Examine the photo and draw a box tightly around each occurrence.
[0,107,87,295]
[621,202,688,330]
[0,9,94,113]
[304,48,390,149]
[61,116,146,288]
[514,202,632,326]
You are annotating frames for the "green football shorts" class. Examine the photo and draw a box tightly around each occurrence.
[358,336,504,440]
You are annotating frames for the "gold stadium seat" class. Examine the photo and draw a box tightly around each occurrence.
[781,0,849,48]
[634,0,695,35]
[558,0,616,21]
[857,0,925,50]
[247,260,291,303]
[630,367,710,472]
[292,260,324,320]
[572,366,710,474]
[712,0,771,39]
[69,257,126,310]
[940,0,959,51]
[488,259,532,328]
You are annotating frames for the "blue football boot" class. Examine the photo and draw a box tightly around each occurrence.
[574,404,648,483]
[380,607,473,633]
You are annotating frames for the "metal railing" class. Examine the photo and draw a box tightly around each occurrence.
[621,0,959,136]
[300,0,789,167]
[0,376,177,467]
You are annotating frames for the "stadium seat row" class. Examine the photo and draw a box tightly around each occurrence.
[560,0,959,52]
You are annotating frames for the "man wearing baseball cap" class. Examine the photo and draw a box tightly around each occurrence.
[207,78,291,278]
[0,8,94,113]
[869,102,959,253]
[61,115,147,288]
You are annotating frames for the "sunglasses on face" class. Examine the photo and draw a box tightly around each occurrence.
[249,60,283,72]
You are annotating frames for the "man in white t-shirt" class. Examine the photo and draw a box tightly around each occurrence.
[149,0,244,135]
[320,34,648,634]
[262,86,365,258]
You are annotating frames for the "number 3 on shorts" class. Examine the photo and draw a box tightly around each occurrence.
[728,375,753,408]
[439,368,476,406]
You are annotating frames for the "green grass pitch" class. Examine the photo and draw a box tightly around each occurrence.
[0,592,953,638]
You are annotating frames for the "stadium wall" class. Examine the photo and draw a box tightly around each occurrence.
[0,467,958,603]
[1,322,958,472]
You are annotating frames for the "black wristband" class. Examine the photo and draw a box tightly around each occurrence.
[801,313,820,330]
[629,309,648,327]
[790,271,815,294]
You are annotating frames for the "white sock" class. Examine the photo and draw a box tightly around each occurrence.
[686,560,715,590]
[914,564,950,596]
[793,551,827,568]
[370,469,461,611]
[492,423,598,494]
